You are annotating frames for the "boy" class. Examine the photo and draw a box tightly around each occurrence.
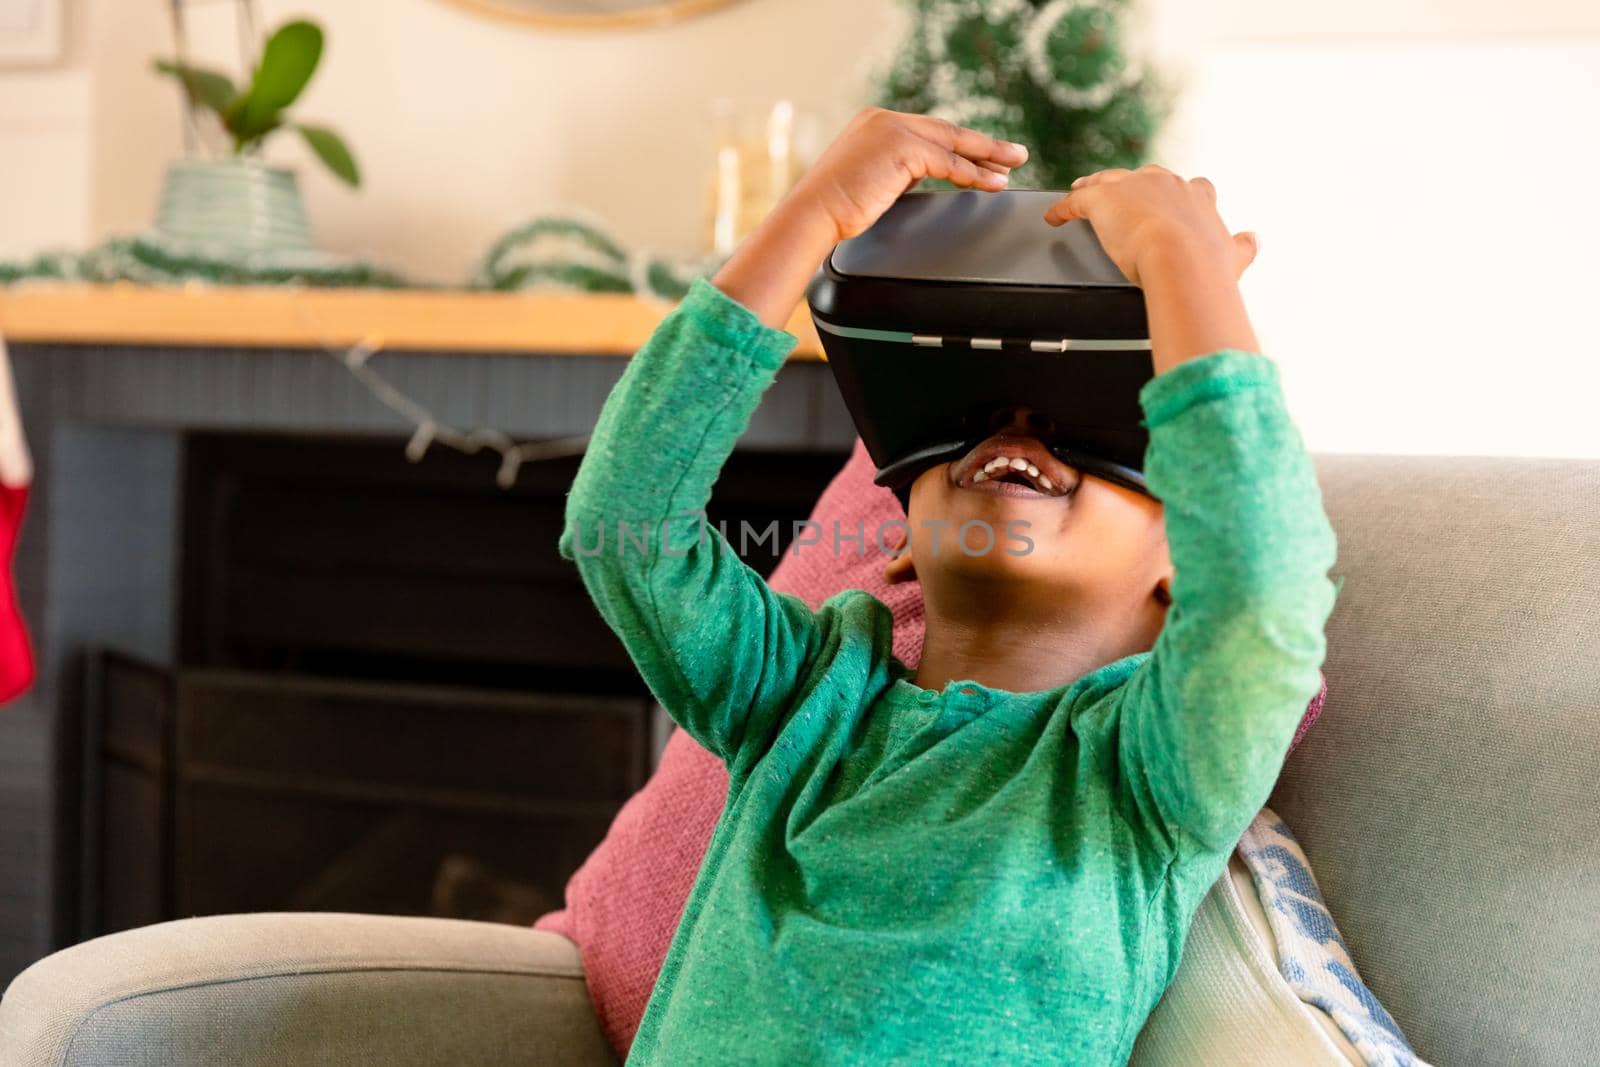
[559,107,1338,1064]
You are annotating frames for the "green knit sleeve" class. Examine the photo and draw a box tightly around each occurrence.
[558,278,820,767]
[1114,350,1339,856]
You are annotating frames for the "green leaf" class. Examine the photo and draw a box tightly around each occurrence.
[297,124,361,187]
[232,20,324,145]
[153,60,238,116]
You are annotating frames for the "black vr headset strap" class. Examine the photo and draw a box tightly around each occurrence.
[1046,449,1153,500]
[874,440,970,513]
[874,441,972,491]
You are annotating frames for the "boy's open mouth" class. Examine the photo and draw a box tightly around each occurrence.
[950,432,1080,500]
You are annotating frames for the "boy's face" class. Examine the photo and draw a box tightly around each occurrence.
[885,408,1174,644]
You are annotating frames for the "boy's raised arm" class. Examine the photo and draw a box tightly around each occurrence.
[561,109,1028,773]
[1115,332,1338,856]
[1047,170,1339,856]
[558,275,818,770]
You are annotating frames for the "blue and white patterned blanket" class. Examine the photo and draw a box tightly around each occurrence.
[1237,810,1432,1067]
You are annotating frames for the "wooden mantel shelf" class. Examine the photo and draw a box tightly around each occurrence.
[0,284,824,360]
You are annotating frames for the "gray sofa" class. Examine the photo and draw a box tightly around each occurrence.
[3,454,1596,1066]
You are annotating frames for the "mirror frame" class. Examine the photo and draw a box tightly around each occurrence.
[438,0,745,31]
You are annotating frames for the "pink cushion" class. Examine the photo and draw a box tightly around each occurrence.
[535,438,1327,1058]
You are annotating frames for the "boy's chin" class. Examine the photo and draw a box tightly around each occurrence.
[917,539,1047,586]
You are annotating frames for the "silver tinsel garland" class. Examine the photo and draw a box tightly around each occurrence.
[1023,0,1140,112]
[921,0,1143,124]
[0,213,716,300]
[883,0,1168,190]
[0,214,724,489]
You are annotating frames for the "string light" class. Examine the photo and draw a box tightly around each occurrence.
[292,311,592,490]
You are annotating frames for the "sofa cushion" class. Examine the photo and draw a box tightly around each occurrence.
[1270,455,1600,1066]
[0,914,615,1067]
[1131,807,1426,1066]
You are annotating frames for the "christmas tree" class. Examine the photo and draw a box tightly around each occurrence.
[880,0,1173,190]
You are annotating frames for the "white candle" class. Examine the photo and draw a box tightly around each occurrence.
[713,143,741,257]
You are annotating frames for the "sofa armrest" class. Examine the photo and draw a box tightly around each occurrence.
[0,912,617,1067]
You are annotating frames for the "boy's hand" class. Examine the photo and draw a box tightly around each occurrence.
[793,107,1030,242]
[1043,165,1258,287]
[714,108,1028,328]
[1046,165,1263,374]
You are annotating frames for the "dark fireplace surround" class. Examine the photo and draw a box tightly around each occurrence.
[1,342,855,982]
[88,434,844,937]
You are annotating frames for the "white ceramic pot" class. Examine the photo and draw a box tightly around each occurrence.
[153,157,315,256]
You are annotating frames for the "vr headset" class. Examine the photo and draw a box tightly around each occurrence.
[806,189,1155,512]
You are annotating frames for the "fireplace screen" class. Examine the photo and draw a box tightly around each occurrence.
[82,432,845,936]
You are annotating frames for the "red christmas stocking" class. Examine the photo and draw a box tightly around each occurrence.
[1,333,34,705]
[0,481,32,704]
[0,483,30,700]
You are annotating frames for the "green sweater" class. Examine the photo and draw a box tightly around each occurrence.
[559,277,1339,1065]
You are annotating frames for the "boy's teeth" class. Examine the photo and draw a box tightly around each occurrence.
[965,451,1067,496]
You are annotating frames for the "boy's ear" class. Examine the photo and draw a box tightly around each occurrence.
[1154,575,1172,607]
[883,545,918,586]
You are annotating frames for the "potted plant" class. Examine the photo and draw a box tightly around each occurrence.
[151,18,359,262]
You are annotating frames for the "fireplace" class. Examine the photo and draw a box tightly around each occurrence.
[1,338,853,981]
[82,431,847,937]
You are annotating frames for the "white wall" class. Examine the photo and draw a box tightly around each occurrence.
[81,0,908,283]
[2,0,1597,457]
[0,65,89,258]
[1141,0,1600,458]
[0,0,908,274]
[1154,38,1600,457]
[0,0,91,262]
